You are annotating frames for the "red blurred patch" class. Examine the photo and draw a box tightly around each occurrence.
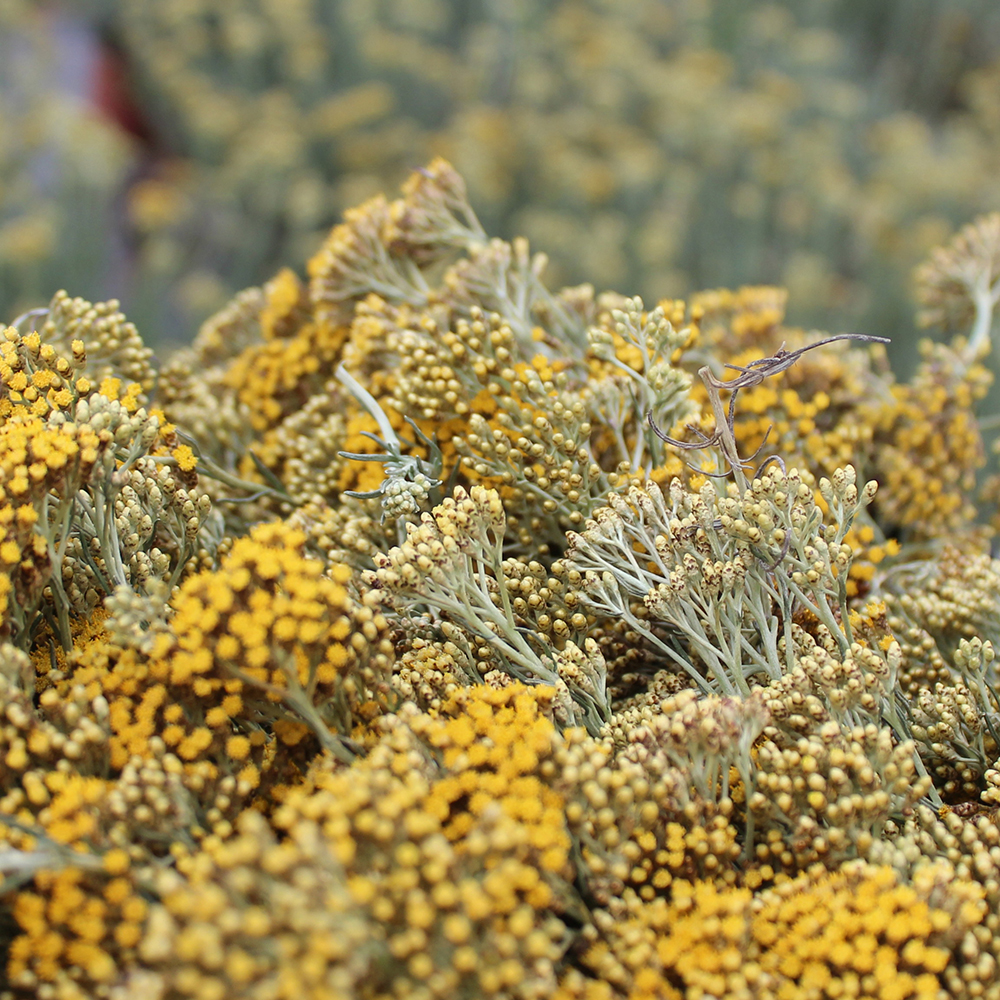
[91,35,155,150]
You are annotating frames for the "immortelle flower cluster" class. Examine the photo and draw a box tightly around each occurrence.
[3,161,1000,1000]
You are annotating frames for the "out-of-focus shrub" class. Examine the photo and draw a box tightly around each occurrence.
[0,4,130,322]
[8,0,1000,353]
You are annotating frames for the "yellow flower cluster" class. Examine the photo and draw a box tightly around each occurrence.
[557,861,985,1000]
[869,339,991,536]
[0,412,102,634]
[166,521,394,750]
[265,685,576,1000]
[10,864,148,992]
[224,279,350,435]
[60,519,393,787]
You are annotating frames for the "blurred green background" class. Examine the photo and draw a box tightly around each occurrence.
[3,0,1000,365]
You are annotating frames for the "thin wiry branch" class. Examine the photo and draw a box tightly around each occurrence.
[648,333,890,490]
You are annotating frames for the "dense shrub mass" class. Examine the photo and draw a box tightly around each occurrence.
[4,162,1000,999]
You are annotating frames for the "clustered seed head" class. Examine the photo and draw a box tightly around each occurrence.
[915,212,1000,332]
[372,484,506,595]
[749,721,930,874]
[251,378,348,505]
[40,290,156,397]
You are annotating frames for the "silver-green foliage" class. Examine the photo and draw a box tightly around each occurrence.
[563,464,877,698]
